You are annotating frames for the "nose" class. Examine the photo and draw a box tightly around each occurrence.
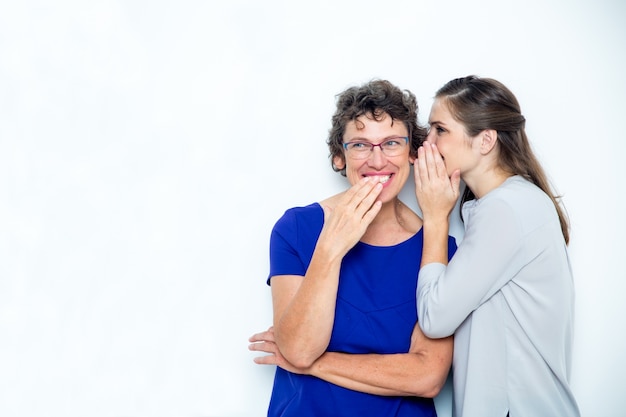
[368,146,387,168]
[426,129,437,143]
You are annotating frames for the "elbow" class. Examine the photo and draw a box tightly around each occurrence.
[416,377,446,398]
[406,343,452,398]
[274,328,327,369]
[418,303,455,340]
[418,318,455,339]
[420,387,443,399]
[278,343,321,369]
[283,352,317,370]
[407,371,448,399]
[421,327,452,340]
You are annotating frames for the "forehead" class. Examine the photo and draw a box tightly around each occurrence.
[428,99,453,122]
[344,112,407,139]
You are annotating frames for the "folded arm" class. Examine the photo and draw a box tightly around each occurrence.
[249,322,452,398]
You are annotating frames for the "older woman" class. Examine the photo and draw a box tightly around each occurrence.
[249,80,457,417]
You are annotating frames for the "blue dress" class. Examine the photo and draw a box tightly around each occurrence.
[266,203,457,417]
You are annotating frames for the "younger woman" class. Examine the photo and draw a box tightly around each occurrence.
[414,76,580,417]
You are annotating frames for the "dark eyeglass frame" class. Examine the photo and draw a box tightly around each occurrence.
[342,136,409,159]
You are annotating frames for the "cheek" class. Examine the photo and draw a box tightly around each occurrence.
[435,140,448,157]
[344,160,366,180]
[437,136,459,157]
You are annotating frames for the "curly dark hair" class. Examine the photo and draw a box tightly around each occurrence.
[327,80,427,175]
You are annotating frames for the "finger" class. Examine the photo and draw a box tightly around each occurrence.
[248,341,276,353]
[342,176,373,199]
[413,161,421,191]
[248,330,275,343]
[354,182,383,216]
[429,143,448,179]
[337,177,382,219]
[346,177,380,208]
[423,142,440,178]
[360,200,382,225]
[253,354,278,366]
[415,145,429,184]
[248,332,264,343]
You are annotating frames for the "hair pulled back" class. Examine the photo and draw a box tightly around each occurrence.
[437,76,570,244]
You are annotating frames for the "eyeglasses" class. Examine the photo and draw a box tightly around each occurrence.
[342,136,409,160]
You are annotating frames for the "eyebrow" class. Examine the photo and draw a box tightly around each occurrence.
[346,134,406,142]
[428,120,445,126]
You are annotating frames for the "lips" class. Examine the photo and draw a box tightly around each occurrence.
[365,174,392,184]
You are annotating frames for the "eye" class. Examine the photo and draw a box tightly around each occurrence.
[428,125,445,135]
[383,139,402,148]
[347,142,369,150]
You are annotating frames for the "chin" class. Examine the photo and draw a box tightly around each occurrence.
[445,165,459,177]
[380,187,402,203]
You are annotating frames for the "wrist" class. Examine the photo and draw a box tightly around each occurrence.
[313,238,348,265]
[422,216,449,231]
[307,354,324,378]
[421,217,450,266]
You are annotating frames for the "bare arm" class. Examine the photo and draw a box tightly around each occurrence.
[271,178,383,368]
[311,322,452,397]
[249,322,452,398]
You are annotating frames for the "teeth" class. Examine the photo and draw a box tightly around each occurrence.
[376,175,391,184]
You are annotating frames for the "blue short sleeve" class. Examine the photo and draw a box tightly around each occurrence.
[267,204,323,284]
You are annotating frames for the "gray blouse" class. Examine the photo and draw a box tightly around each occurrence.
[417,175,580,417]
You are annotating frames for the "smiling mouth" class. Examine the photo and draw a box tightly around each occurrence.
[366,175,391,184]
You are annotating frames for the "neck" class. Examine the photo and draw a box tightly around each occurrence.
[465,168,513,199]
[360,198,405,241]
[372,197,403,224]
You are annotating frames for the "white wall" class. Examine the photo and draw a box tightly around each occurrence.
[1,1,624,416]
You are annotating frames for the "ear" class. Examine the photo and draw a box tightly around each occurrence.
[409,154,416,165]
[479,129,498,155]
[333,154,346,171]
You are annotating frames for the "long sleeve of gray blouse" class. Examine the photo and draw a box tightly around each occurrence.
[416,175,579,417]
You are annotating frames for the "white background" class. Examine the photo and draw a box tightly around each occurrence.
[1,1,624,416]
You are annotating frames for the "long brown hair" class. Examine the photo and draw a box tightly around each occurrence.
[436,76,570,244]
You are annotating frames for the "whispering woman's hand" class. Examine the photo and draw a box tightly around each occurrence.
[414,141,461,220]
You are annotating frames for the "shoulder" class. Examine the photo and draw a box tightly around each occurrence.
[489,176,554,217]
[279,202,323,221]
[273,203,324,236]
[486,175,549,204]
[469,176,549,211]
[463,176,557,235]
[318,190,346,211]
